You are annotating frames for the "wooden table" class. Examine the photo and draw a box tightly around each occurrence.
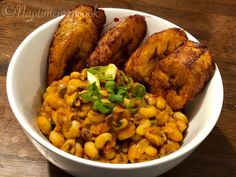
[0,0,235,176]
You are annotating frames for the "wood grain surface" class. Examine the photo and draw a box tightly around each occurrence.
[0,0,235,177]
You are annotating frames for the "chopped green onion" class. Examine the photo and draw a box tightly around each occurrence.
[125,77,133,89]
[117,86,128,97]
[88,82,98,91]
[116,71,132,88]
[107,85,127,104]
[127,97,146,113]
[105,64,117,80]
[87,71,100,89]
[79,91,96,102]
[88,83,102,99]
[132,83,146,98]
[92,100,114,114]
[128,107,139,114]
[79,83,102,101]
[87,64,117,82]
[105,80,116,93]
[108,93,124,104]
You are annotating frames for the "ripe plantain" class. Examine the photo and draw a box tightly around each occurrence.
[47,5,106,85]
[87,15,147,68]
[149,40,215,110]
[124,28,188,84]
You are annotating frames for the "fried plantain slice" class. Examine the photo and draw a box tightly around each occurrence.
[87,15,147,68]
[149,40,215,110]
[124,28,188,84]
[47,5,106,85]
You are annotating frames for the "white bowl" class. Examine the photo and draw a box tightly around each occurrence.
[7,8,223,177]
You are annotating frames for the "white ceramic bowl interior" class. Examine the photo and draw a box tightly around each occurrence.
[7,8,223,177]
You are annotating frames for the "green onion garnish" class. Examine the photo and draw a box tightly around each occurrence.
[92,100,114,114]
[79,91,96,102]
[116,86,128,97]
[132,83,146,98]
[127,97,146,113]
[79,83,102,101]
[105,80,116,93]
[108,93,124,104]
[87,64,117,82]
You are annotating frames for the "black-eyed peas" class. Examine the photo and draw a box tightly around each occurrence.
[155,111,170,125]
[156,97,166,110]
[117,123,136,140]
[95,133,112,149]
[74,143,83,157]
[104,149,116,160]
[84,141,99,160]
[49,131,65,148]
[37,68,189,163]
[137,106,158,119]
[44,93,66,109]
[112,118,129,130]
[159,140,180,157]
[136,119,151,136]
[87,110,105,123]
[144,145,158,157]
[61,139,76,154]
[69,71,81,79]
[145,127,166,146]
[37,116,52,135]
[65,92,78,107]
[144,93,156,106]
[163,122,183,142]
[128,139,154,163]
[173,112,188,124]
[176,120,188,133]
[62,120,81,139]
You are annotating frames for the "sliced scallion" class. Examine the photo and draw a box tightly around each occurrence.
[105,80,116,93]
[92,100,114,114]
[108,93,124,104]
[87,64,117,82]
[132,83,146,98]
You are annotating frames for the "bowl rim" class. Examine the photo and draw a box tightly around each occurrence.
[7,7,224,169]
